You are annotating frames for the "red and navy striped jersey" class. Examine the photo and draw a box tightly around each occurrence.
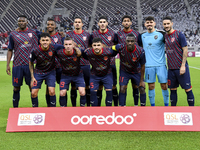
[30,44,62,74]
[50,32,64,68]
[117,29,140,44]
[165,30,188,69]
[113,44,146,74]
[82,48,117,76]
[91,29,118,65]
[8,28,40,67]
[56,49,82,76]
[66,30,90,65]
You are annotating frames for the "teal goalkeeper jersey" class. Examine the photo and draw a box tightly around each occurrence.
[138,30,166,67]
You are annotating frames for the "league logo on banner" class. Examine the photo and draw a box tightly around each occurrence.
[164,112,193,125]
[18,113,45,126]
[187,52,195,57]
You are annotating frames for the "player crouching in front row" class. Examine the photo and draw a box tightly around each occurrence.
[29,33,63,107]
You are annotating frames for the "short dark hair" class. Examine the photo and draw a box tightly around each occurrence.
[163,16,172,21]
[145,16,155,21]
[18,15,27,19]
[64,37,74,41]
[74,16,83,22]
[98,16,107,22]
[127,33,136,39]
[40,32,51,39]
[122,15,132,22]
[47,18,55,22]
[92,37,102,44]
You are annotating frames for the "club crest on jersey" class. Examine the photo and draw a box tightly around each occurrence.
[54,38,58,43]
[107,36,111,41]
[171,37,175,42]
[104,56,108,61]
[73,57,77,61]
[132,57,137,62]
[83,36,87,41]
[48,51,53,56]
[28,33,32,37]
[154,35,158,39]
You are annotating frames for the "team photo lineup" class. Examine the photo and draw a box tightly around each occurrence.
[6,14,195,108]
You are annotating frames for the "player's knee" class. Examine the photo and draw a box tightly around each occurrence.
[86,85,90,89]
[31,91,37,98]
[185,88,192,92]
[49,90,55,96]
[132,84,138,89]
[161,83,167,90]
[14,86,20,91]
[71,86,76,90]
[148,83,155,90]
[60,91,66,97]
[112,85,116,90]
[120,86,126,93]
[98,85,103,90]
[139,87,145,94]
[79,90,85,96]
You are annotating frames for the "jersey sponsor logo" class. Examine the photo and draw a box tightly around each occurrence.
[83,36,87,41]
[71,112,137,125]
[171,37,175,42]
[154,35,158,39]
[28,33,32,38]
[132,57,137,62]
[48,51,53,56]
[107,36,111,41]
[73,57,77,61]
[104,56,108,61]
[54,38,58,43]
[24,41,29,44]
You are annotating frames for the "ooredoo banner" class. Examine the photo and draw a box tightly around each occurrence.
[6,107,200,132]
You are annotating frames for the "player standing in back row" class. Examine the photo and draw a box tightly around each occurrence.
[138,16,169,106]
[91,16,118,106]
[66,16,91,106]
[6,15,40,107]
[162,16,194,106]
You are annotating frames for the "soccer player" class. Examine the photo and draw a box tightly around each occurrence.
[138,16,169,106]
[162,16,194,106]
[56,37,86,107]
[66,16,91,106]
[112,34,146,106]
[82,37,117,106]
[117,15,142,106]
[91,16,118,106]
[29,33,63,107]
[45,18,65,107]
[6,15,40,108]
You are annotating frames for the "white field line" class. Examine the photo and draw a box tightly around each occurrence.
[189,66,200,70]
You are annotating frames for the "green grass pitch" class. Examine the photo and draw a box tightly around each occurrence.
[0,58,200,150]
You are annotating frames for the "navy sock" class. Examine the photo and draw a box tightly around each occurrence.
[133,88,139,106]
[119,92,126,106]
[170,90,177,106]
[80,95,86,107]
[50,95,56,107]
[90,91,98,106]
[106,91,113,106]
[186,90,194,106]
[46,94,50,107]
[70,89,77,107]
[31,97,38,107]
[140,93,146,106]
[59,96,67,107]
[13,90,20,108]
[97,90,102,106]
[112,88,118,106]
[86,89,90,106]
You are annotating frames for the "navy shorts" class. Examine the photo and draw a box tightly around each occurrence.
[56,68,62,84]
[12,65,31,87]
[120,70,141,86]
[90,73,113,91]
[60,73,85,90]
[168,65,191,89]
[81,65,90,86]
[32,70,56,89]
